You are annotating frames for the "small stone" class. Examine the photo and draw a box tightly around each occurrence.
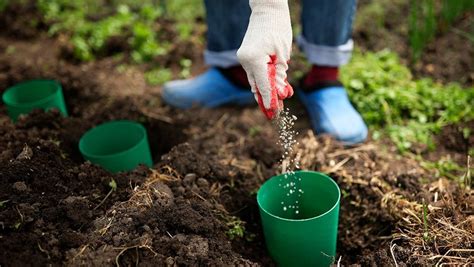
[112,235,121,246]
[12,181,28,192]
[187,236,209,258]
[151,182,174,207]
[16,144,33,160]
[183,173,196,186]
[142,225,151,232]
[196,178,209,189]
[174,234,186,242]
[165,257,174,267]
[176,186,186,195]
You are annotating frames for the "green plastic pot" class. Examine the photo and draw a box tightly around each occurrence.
[257,171,341,267]
[79,120,153,173]
[2,80,68,121]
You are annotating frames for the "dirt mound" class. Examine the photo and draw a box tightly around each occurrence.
[68,171,257,266]
[0,111,147,265]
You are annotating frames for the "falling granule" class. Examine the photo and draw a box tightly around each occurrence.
[275,108,300,174]
[275,108,303,216]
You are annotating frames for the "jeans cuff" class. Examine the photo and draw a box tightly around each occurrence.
[297,35,353,66]
[204,49,240,68]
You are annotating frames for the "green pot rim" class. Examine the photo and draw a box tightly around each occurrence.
[79,120,148,160]
[2,79,62,108]
[257,170,341,222]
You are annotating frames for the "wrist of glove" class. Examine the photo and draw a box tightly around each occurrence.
[237,0,293,120]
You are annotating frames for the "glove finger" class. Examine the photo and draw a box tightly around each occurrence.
[256,89,277,120]
[252,56,278,111]
[275,62,293,99]
[245,73,257,95]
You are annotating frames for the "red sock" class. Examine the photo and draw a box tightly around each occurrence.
[218,66,251,89]
[302,65,340,90]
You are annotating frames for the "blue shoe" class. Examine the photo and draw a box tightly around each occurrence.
[298,86,368,145]
[162,68,254,109]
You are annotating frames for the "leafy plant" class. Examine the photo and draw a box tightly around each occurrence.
[342,50,474,153]
[145,68,172,86]
[226,217,245,240]
[179,58,192,78]
[0,0,9,12]
[37,1,172,62]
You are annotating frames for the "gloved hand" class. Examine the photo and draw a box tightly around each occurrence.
[237,0,293,120]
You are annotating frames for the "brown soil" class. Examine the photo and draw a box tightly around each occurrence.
[0,5,473,266]
[1,35,472,266]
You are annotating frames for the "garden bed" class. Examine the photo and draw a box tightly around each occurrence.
[0,1,473,265]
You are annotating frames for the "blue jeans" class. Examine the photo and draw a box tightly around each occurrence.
[204,0,357,68]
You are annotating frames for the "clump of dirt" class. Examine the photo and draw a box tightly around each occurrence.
[67,170,257,266]
[0,111,148,266]
[436,121,473,154]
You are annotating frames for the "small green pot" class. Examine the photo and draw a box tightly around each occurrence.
[2,80,68,121]
[79,120,153,173]
[257,171,341,267]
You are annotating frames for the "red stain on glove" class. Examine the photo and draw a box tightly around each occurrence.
[255,55,293,120]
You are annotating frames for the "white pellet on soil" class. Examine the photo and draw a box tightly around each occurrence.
[274,108,302,216]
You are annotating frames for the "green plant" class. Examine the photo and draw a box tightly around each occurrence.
[442,0,474,26]
[37,1,172,62]
[13,222,21,229]
[422,199,430,242]
[0,199,9,208]
[226,217,245,240]
[409,0,436,61]
[94,179,117,210]
[421,157,465,180]
[342,50,474,153]
[409,0,474,60]
[248,126,262,137]
[144,68,172,86]
[0,0,9,12]
[341,189,350,199]
[179,58,192,78]
[34,0,204,62]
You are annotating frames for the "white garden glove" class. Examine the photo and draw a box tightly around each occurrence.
[237,0,293,120]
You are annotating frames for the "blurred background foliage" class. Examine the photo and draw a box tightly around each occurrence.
[0,0,472,155]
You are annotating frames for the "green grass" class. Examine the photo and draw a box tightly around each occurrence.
[409,0,474,61]
[442,0,474,26]
[342,50,474,153]
[409,0,436,61]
